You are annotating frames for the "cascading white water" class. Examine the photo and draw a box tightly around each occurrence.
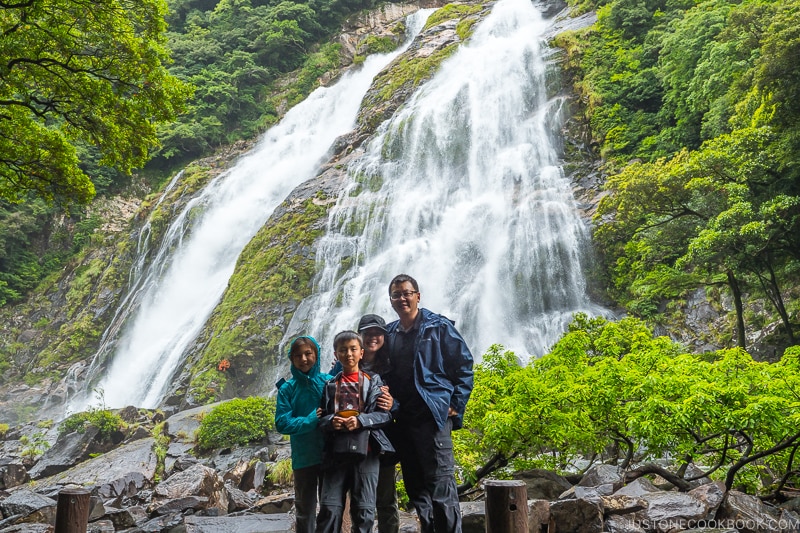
[67,11,433,411]
[300,0,607,361]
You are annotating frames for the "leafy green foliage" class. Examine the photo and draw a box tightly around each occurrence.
[195,396,276,449]
[0,199,102,306]
[59,409,125,439]
[555,0,800,339]
[0,0,192,205]
[457,315,800,494]
[19,432,51,460]
[154,0,392,164]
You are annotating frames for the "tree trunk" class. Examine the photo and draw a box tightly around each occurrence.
[727,270,746,349]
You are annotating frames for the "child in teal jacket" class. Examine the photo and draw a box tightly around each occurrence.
[275,336,333,533]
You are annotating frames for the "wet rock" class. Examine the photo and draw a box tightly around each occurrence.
[460,501,485,533]
[250,493,293,514]
[513,469,573,500]
[124,426,151,443]
[164,404,220,443]
[687,481,725,514]
[605,514,646,533]
[614,477,661,499]
[137,511,184,532]
[149,496,209,516]
[88,496,106,521]
[549,498,603,533]
[602,494,647,516]
[560,484,614,503]
[103,505,148,529]
[716,490,781,533]
[239,461,267,492]
[0,461,29,490]
[184,513,292,532]
[153,464,228,515]
[225,486,255,512]
[87,519,115,533]
[579,464,624,492]
[528,500,550,533]
[0,490,56,526]
[684,463,713,488]
[222,459,248,486]
[27,427,102,479]
[36,437,156,498]
[0,523,54,532]
[638,491,710,530]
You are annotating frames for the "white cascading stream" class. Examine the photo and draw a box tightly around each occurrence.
[299,0,607,363]
[67,10,433,411]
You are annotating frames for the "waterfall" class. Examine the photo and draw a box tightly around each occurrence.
[300,0,607,362]
[67,10,434,411]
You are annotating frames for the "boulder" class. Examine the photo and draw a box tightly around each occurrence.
[716,490,781,533]
[460,501,485,533]
[35,437,156,498]
[164,403,221,443]
[239,460,267,492]
[528,499,550,533]
[153,464,228,515]
[86,519,115,532]
[604,514,646,533]
[614,477,661,499]
[222,458,249,486]
[26,427,102,479]
[0,490,56,527]
[637,491,710,530]
[251,493,293,514]
[184,513,293,532]
[225,485,255,512]
[687,481,725,515]
[137,511,184,532]
[513,469,573,500]
[149,495,209,516]
[549,498,603,533]
[602,494,647,516]
[0,524,54,532]
[0,461,29,490]
[102,505,148,529]
[579,465,624,492]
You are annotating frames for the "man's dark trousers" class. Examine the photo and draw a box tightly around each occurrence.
[393,417,461,533]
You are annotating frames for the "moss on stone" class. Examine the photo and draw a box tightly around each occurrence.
[185,196,331,404]
[423,3,483,31]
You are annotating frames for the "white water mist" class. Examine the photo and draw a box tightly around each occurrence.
[301,0,607,362]
[67,10,433,411]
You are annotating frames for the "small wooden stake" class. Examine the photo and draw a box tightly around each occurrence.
[55,487,90,533]
[485,480,528,533]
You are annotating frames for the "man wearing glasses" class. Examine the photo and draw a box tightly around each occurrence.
[383,274,473,533]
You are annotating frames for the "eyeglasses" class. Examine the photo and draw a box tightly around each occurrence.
[390,290,418,300]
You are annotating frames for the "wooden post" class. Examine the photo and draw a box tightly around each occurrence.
[485,480,528,533]
[55,487,90,533]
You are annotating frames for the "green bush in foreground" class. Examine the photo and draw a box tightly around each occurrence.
[196,396,276,450]
[457,314,800,496]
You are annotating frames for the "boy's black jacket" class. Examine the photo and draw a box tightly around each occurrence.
[318,370,395,456]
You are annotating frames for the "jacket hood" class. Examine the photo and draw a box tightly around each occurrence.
[288,336,323,380]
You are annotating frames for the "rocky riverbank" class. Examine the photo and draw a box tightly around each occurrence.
[2,402,800,533]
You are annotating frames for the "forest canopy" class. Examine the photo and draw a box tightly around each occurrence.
[0,0,192,205]
[556,0,800,347]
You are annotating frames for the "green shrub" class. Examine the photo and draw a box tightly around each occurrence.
[60,409,125,439]
[0,423,9,439]
[195,396,276,450]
